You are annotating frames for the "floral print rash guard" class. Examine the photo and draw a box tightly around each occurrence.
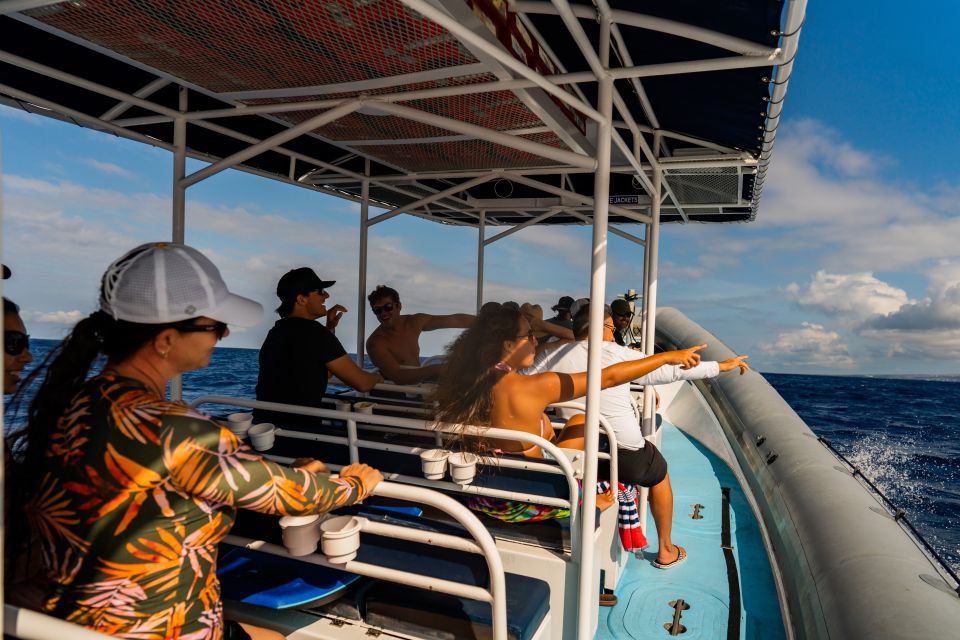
[27,373,366,639]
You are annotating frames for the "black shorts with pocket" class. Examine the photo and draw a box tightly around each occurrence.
[598,441,668,487]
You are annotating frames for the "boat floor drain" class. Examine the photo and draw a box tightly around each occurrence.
[689,503,704,519]
[664,598,690,635]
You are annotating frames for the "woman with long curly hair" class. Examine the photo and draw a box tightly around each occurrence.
[435,302,703,566]
[435,303,703,457]
[6,242,382,640]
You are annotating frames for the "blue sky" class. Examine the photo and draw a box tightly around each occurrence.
[3,2,960,375]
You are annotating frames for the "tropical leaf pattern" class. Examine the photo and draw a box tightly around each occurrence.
[28,373,367,639]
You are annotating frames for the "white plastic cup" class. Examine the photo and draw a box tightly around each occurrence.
[320,515,364,563]
[226,412,253,437]
[447,452,479,485]
[279,514,322,556]
[333,399,352,413]
[248,423,276,451]
[354,401,374,415]
[420,449,450,480]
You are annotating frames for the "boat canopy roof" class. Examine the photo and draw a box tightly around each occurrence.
[1,0,799,226]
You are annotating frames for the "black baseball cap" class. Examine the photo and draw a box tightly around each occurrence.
[611,298,632,316]
[551,295,575,311]
[277,267,335,301]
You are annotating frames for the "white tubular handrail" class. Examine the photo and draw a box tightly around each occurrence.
[3,605,112,640]
[329,376,436,398]
[548,401,619,489]
[190,396,582,553]
[223,481,507,640]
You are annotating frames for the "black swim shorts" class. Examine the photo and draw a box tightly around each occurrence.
[598,441,668,487]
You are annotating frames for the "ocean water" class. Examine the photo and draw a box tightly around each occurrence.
[8,341,959,576]
[765,373,960,575]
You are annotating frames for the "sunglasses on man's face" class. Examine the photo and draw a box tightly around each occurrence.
[615,312,632,319]
[4,330,29,356]
[175,321,228,340]
[371,302,395,316]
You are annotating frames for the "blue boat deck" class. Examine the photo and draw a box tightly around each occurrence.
[597,421,785,639]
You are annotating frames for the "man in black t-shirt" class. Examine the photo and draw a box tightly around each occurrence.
[256,268,381,426]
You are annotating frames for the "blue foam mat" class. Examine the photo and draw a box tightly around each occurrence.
[218,547,360,609]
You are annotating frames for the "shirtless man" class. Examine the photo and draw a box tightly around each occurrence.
[366,285,474,384]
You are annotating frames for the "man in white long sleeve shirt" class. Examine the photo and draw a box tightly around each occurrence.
[522,303,749,568]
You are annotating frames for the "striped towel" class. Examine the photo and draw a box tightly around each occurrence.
[598,481,648,550]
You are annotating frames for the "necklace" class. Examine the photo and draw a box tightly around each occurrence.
[104,364,166,398]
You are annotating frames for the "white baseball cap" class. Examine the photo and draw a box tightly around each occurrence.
[100,242,263,326]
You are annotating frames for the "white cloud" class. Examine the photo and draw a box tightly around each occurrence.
[761,321,856,368]
[24,309,86,325]
[752,119,960,273]
[857,262,960,358]
[0,173,543,353]
[786,270,911,323]
[82,158,134,178]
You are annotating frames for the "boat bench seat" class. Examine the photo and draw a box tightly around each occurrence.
[266,437,595,553]
[224,509,550,640]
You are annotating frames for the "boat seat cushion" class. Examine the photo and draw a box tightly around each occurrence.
[222,513,549,640]
[357,534,549,640]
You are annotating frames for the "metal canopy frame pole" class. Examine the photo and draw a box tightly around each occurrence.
[576,12,613,638]
[170,86,187,402]
[641,137,663,436]
[640,222,652,354]
[181,99,362,188]
[357,160,370,366]
[398,0,604,124]
[476,212,485,313]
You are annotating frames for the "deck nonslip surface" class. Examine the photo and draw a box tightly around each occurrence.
[596,421,785,640]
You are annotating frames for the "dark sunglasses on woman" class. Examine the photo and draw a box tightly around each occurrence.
[173,321,228,340]
[4,330,29,356]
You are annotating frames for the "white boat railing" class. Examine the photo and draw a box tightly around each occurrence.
[190,395,586,556]
[225,481,508,640]
[3,605,113,640]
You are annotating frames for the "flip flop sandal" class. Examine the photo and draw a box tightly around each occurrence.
[652,545,687,569]
[599,592,619,607]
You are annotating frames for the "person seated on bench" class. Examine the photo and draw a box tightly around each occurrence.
[523,302,749,568]
[433,303,703,523]
[5,243,384,640]
[257,268,382,427]
[366,284,474,384]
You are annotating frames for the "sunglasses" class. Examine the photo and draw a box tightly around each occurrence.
[515,329,537,342]
[614,312,632,318]
[4,330,29,356]
[174,321,228,340]
[371,302,395,316]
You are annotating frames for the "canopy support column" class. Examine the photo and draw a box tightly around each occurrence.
[641,138,663,437]
[577,17,613,640]
[640,221,652,354]
[356,160,370,366]
[476,211,485,313]
[170,85,187,401]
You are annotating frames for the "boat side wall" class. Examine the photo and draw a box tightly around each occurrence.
[654,307,960,640]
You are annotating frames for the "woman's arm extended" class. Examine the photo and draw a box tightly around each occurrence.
[525,344,706,405]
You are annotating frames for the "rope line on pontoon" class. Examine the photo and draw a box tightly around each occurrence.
[817,436,960,595]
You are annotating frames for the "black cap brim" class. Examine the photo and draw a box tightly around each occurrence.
[2,265,10,280]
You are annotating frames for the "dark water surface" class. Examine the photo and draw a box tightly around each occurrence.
[9,341,959,574]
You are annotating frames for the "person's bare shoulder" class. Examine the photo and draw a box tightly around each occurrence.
[366,325,387,347]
